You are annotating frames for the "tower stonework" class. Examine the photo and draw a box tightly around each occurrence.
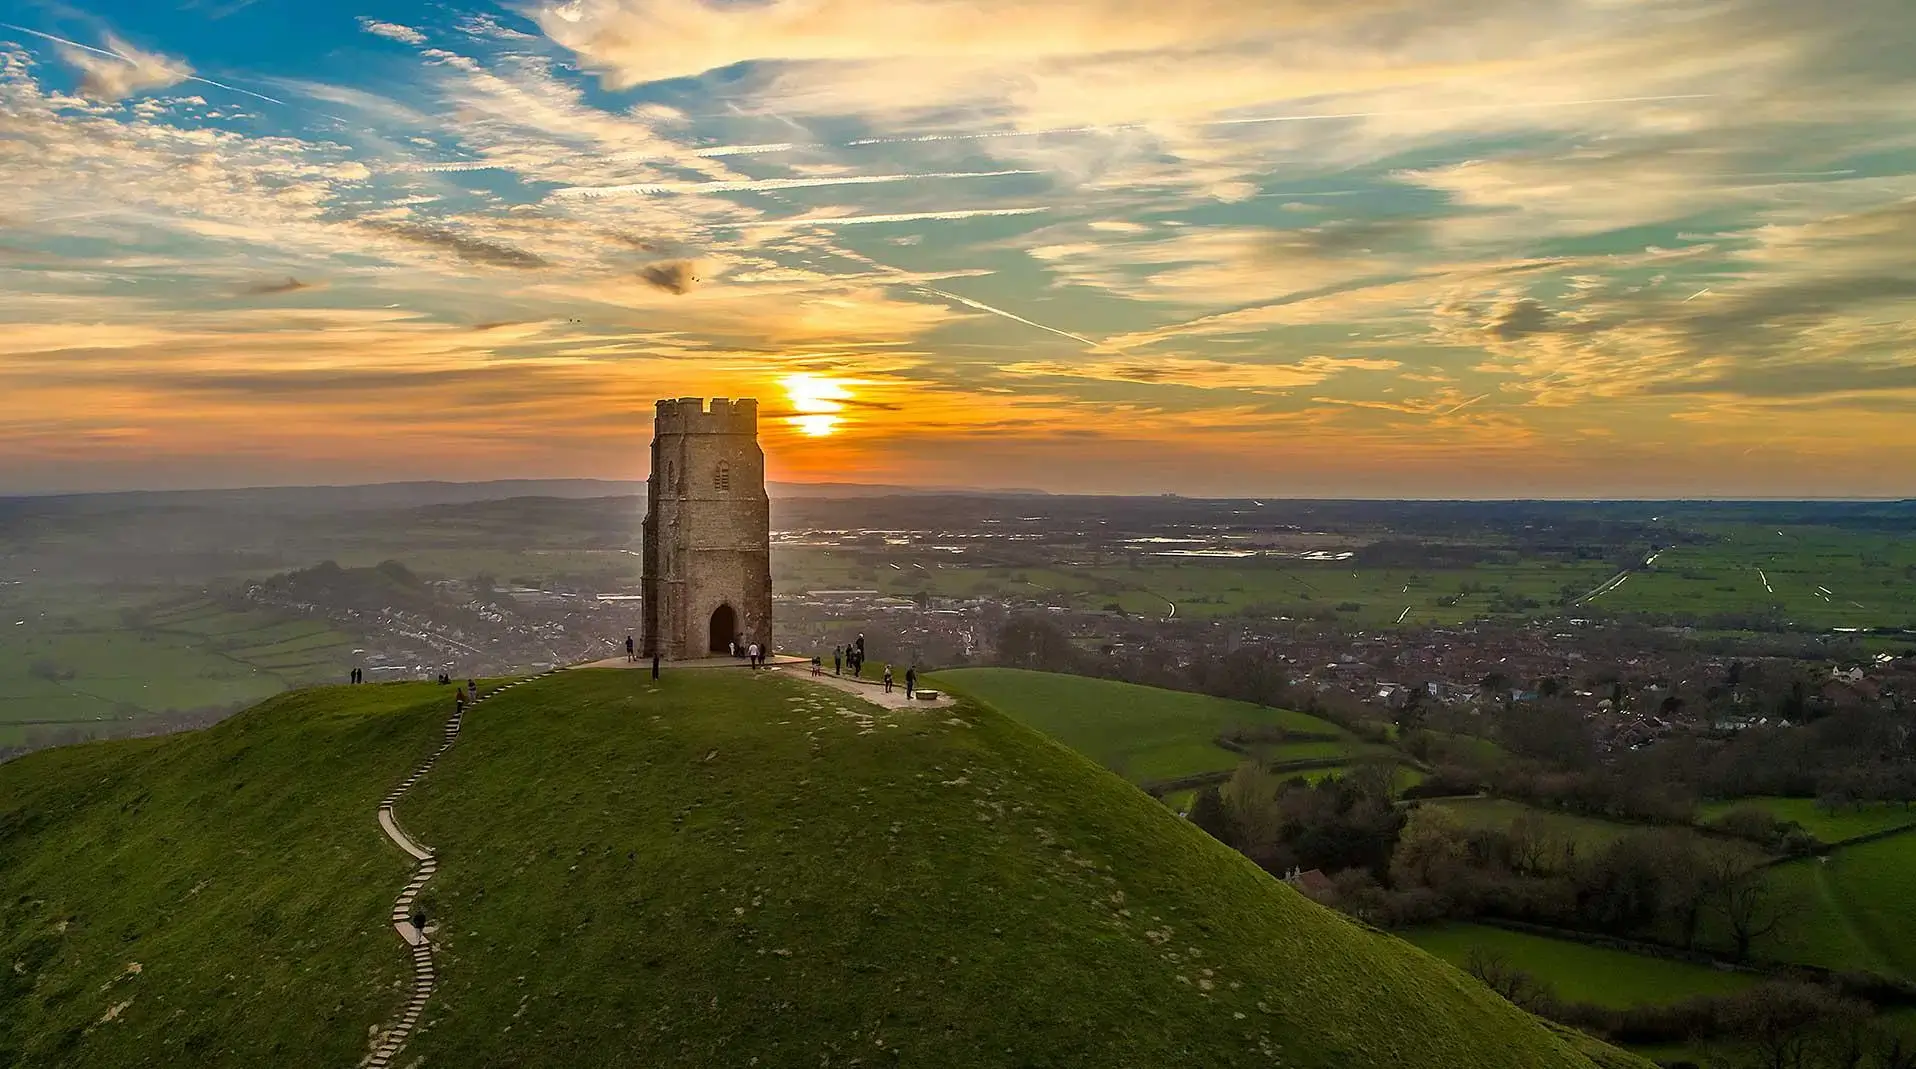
[640,398,773,660]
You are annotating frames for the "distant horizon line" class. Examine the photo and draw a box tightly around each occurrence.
[1,477,1910,505]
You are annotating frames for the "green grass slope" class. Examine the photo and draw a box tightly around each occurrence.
[0,683,454,1067]
[933,667,1381,782]
[2,670,1648,1068]
[398,669,1641,1068]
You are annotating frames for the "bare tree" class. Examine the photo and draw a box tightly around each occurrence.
[1464,947,1547,1007]
[1707,846,1787,962]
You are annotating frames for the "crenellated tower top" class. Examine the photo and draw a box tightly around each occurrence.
[653,397,759,435]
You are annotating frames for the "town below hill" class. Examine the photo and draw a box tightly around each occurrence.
[3,489,1911,765]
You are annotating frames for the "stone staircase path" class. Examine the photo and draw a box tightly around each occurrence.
[363,667,562,1068]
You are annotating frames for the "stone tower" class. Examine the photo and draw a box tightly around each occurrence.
[640,397,773,660]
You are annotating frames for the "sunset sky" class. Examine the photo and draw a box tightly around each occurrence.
[3,0,1913,497]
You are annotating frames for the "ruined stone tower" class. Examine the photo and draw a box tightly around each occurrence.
[640,398,773,660]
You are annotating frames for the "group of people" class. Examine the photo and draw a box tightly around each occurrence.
[452,678,476,712]
[815,635,919,699]
[882,663,919,699]
[830,635,867,678]
[348,668,365,684]
[728,639,767,668]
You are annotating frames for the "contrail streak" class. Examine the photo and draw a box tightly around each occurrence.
[693,142,808,157]
[827,243,1114,353]
[755,206,1049,227]
[551,169,1035,199]
[1,22,288,105]
[919,286,1110,351]
[1437,393,1490,416]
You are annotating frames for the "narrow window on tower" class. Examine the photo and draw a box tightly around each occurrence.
[714,461,731,492]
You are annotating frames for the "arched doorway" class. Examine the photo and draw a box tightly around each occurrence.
[708,604,737,654]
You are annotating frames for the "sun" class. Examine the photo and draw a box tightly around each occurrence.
[782,374,851,437]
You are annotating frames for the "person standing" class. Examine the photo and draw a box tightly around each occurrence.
[905,666,917,699]
[883,664,894,693]
[833,647,842,675]
[748,641,760,669]
[729,639,737,658]
[626,634,635,662]
[651,651,661,680]
[455,688,466,716]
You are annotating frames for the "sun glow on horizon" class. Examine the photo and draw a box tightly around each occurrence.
[783,373,852,437]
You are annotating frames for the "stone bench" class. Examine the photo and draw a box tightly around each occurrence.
[914,690,942,701]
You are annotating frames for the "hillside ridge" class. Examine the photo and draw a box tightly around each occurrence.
[0,670,1649,1067]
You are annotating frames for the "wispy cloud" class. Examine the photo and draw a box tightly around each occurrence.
[3,0,1915,494]
[357,17,429,45]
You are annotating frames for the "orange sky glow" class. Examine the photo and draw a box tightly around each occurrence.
[2,0,1913,497]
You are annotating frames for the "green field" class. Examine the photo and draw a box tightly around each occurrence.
[934,667,1387,783]
[1594,527,1916,631]
[1400,923,1758,1008]
[2,671,1649,1068]
[1731,855,1892,974]
[775,516,1916,636]
[1698,797,1916,845]
[1421,798,1639,854]
[776,546,1618,628]
[1405,798,1916,977]
[0,596,353,746]
[1806,836,1916,978]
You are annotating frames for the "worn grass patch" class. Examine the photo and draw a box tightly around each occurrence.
[400,668,1645,1069]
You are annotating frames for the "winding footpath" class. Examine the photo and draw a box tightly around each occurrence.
[365,670,557,1069]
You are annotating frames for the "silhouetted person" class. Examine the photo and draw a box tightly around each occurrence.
[812,655,822,676]
[905,666,917,699]
[626,634,635,662]
[651,651,660,680]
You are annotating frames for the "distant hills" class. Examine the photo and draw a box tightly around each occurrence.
[0,478,1051,513]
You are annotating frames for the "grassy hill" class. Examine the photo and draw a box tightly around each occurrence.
[0,683,447,1066]
[932,667,1390,783]
[3,669,1647,1068]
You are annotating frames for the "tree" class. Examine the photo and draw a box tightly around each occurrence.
[1395,685,1428,734]
[1706,846,1787,961]
[1706,982,1870,1069]
[994,615,1079,672]
[1390,807,1473,893]
[1505,812,1567,877]
[1186,785,1231,843]
[1464,947,1550,1008]
[1647,830,1713,949]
